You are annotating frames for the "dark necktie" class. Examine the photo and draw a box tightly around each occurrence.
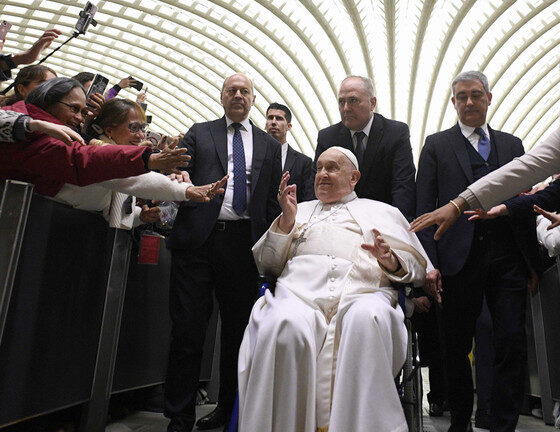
[353,131,366,166]
[474,127,490,160]
[231,122,247,216]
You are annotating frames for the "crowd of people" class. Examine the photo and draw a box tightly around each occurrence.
[2,24,560,432]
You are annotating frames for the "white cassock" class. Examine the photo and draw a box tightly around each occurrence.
[238,192,429,432]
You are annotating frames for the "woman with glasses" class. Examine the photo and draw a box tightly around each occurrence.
[53,94,227,228]
[0,78,225,221]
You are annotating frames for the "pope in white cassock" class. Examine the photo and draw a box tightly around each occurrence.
[237,146,430,432]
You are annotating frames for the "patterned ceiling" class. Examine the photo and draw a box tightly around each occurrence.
[1,0,559,161]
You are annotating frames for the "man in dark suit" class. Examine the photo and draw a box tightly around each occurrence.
[165,73,282,432]
[265,102,315,202]
[314,75,416,220]
[416,71,540,432]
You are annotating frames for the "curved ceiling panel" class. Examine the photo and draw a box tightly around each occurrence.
[1,0,559,161]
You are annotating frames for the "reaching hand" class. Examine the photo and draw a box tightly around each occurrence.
[277,171,297,233]
[147,145,190,173]
[424,269,442,304]
[157,135,179,151]
[410,199,467,240]
[12,29,62,66]
[29,119,85,145]
[139,204,160,224]
[136,92,147,104]
[534,204,560,230]
[168,171,191,184]
[361,228,399,272]
[185,175,228,202]
[464,204,508,221]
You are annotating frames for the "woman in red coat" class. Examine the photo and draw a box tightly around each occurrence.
[0,77,188,196]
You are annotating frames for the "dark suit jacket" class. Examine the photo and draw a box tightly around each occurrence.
[315,114,416,220]
[416,123,540,276]
[168,117,282,250]
[284,144,315,202]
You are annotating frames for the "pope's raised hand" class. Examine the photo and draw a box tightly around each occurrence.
[361,228,399,272]
[277,171,297,233]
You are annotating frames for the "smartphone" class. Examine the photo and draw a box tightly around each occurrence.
[0,20,12,41]
[146,115,152,124]
[145,129,162,146]
[75,2,98,35]
[85,73,109,106]
[129,76,143,91]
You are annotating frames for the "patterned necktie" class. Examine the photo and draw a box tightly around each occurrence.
[231,122,247,216]
[353,131,366,166]
[474,127,490,161]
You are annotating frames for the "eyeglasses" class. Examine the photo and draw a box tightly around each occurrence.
[128,122,148,133]
[57,101,89,116]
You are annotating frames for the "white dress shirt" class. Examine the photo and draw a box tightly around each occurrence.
[219,116,253,220]
[281,142,289,170]
[459,120,490,152]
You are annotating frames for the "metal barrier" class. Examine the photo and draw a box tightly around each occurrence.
[0,180,219,431]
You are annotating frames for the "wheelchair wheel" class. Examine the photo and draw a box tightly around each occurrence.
[402,320,424,432]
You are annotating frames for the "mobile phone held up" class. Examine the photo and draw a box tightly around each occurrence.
[85,74,109,107]
[0,20,12,41]
[128,76,143,91]
[75,2,98,35]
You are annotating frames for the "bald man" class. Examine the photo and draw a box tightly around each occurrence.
[238,147,428,432]
[165,73,282,432]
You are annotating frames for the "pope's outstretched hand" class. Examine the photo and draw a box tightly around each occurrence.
[361,228,400,272]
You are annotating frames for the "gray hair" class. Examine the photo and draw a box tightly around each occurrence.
[26,77,85,110]
[341,76,375,98]
[452,71,490,94]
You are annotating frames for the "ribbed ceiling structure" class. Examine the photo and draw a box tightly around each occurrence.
[1,0,560,161]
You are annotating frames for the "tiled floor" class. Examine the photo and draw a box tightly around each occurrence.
[107,404,557,432]
[107,375,558,432]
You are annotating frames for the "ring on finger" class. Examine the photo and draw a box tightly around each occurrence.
[278,188,283,195]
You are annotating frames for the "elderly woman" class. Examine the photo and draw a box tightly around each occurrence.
[0,77,191,197]
[56,97,220,228]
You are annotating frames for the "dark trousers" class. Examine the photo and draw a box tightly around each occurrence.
[442,233,527,432]
[475,296,494,412]
[164,220,258,430]
[414,302,447,405]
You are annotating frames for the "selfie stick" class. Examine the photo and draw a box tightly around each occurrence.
[0,7,97,95]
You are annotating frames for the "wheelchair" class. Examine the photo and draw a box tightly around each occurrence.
[397,287,424,432]
[228,281,424,432]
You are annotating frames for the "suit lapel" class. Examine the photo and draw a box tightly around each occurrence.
[251,123,266,193]
[451,123,474,184]
[489,126,509,167]
[339,125,353,152]
[360,114,383,182]
[284,145,296,173]
[209,117,228,173]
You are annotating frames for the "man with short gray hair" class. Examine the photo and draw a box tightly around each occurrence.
[416,71,540,432]
[314,75,416,220]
